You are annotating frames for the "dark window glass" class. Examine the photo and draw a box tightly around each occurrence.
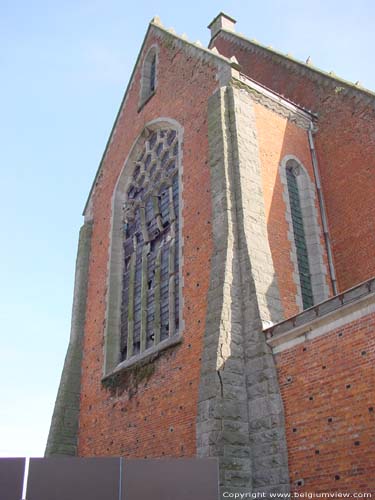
[286,166,314,309]
[120,129,179,361]
[150,55,156,93]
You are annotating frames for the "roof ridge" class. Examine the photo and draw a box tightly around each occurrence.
[150,17,233,65]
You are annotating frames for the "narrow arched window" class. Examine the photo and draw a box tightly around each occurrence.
[286,164,314,309]
[150,54,156,92]
[120,128,179,361]
[140,46,158,106]
[281,156,329,311]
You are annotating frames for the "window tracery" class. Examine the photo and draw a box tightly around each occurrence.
[120,128,179,361]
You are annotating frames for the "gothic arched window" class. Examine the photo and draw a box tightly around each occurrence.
[120,128,179,361]
[280,156,329,312]
[140,46,158,107]
[286,164,314,309]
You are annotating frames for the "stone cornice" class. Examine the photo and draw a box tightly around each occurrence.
[232,74,314,130]
[151,21,232,68]
[212,29,375,107]
[265,277,375,354]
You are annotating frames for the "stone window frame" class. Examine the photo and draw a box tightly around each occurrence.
[139,45,159,109]
[103,118,184,378]
[280,155,329,311]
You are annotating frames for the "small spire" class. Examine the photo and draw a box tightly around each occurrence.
[306,56,312,65]
[181,33,188,40]
[355,80,361,86]
[210,46,219,54]
[195,40,203,47]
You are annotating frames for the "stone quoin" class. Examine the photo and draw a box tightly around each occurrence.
[46,13,375,497]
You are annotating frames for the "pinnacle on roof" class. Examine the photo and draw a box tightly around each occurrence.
[208,12,236,39]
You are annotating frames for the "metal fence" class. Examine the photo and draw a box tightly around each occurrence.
[0,457,218,500]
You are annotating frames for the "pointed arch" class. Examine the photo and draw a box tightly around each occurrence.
[139,45,158,108]
[280,155,329,311]
[103,119,184,376]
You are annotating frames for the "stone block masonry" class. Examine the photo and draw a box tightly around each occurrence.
[197,83,290,497]
[46,13,375,497]
[46,222,93,456]
[212,30,375,293]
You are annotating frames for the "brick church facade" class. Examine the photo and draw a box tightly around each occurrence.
[46,13,375,495]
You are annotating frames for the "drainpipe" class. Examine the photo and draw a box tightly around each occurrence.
[308,123,338,295]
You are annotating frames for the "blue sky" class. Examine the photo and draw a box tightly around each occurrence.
[1,0,374,457]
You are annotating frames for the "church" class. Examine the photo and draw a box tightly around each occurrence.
[46,13,375,495]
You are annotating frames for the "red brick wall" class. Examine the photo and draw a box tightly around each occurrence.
[274,312,375,493]
[213,34,375,292]
[253,102,331,318]
[77,32,218,458]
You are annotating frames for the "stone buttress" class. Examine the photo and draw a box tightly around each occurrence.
[197,83,290,496]
[45,222,93,456]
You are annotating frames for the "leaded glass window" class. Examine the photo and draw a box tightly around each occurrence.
[286,165,314,309]
[120,128,179,361]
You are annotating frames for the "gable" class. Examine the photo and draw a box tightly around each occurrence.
[83,18,233,218]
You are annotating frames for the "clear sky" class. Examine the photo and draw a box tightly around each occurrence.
[1,0,374,458]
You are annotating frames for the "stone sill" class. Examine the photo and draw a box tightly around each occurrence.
[138,90,156,113]
[265,277,375,354]
[265,277,375,340]
[102,333,183,383]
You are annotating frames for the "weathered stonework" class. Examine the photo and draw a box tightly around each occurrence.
[212,29,375,105]
[227,86,289,494]
[46,13,375,495]
[212,24,375,293]
[197,86,253,496]
[279,155,329,310]
[235,75,313,130]
[197,84,290,497]
[45,222,93,456]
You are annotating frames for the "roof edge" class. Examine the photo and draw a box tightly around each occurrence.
[210,28,375,102]
[236,72,316,119]
[82,22,152,216]
[265,276,375,352]
[82,19,233,216]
